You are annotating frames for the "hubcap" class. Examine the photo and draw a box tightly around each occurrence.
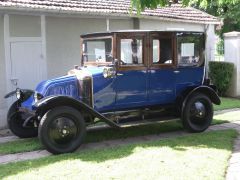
[49,117,77,145]
[190,100,207,125]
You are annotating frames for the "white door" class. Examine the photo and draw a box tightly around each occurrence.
[10,41,46,90]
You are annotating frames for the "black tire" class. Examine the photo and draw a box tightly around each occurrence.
[38,106,86,154]
[182,93,213,133]
[7,101,38,138]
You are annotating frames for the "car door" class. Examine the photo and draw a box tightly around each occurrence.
[114,32,148,109]
[148,32,177,105]
[175,32,205,97]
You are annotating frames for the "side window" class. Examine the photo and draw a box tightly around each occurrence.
[120,38,143,65]
[152,38,173,65]
[153,40,160,63]
[177,34,203,67]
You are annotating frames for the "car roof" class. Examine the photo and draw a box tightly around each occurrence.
[80,30,204,38]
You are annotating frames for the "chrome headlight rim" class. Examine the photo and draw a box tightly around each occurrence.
[34,92,43,102]
[16,88,22,100]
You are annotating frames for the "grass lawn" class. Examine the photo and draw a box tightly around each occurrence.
[214,97,240,111]
[0,130,237,179]
[0,97,239,155]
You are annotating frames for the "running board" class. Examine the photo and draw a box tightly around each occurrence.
[92,116,180,130]
[118,117,180,128]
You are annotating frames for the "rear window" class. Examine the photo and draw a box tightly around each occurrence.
[177,33,204,67]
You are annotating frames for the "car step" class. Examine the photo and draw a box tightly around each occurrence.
[118,117,180,128]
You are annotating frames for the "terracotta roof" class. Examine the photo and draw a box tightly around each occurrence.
[0,0,220,24]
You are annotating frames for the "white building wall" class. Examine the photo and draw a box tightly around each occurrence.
[139,19,205,31]
[224,32,240,97]
[46,17,107,78]
[0,15,7,128]
[9,15,41,37]
[109,19,134,31]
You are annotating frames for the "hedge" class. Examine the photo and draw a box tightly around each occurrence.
[209,61,234,96]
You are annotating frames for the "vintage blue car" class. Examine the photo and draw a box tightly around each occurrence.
[5,31,221,154]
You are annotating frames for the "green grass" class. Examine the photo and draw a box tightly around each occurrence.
[214,97,240,111]
[0,120,182,155]
[0,118,231,155]
[0,130,237,179]
[0,97,239,155]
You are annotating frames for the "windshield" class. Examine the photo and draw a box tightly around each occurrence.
[82,38,112,66]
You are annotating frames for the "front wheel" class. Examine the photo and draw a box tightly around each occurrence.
[7,101,38,138]
[182,93,213,133]
[38,106,86,154]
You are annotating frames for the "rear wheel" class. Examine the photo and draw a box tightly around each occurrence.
[182,93,213,132]
[7,101,38,138]
[38,106,86,154]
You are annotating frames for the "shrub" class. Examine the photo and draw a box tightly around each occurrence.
[209,61,234,96]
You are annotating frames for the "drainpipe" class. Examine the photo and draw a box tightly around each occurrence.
[204,24,210,78]
[106,18,110,32]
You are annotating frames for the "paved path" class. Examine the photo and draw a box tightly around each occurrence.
[0,109,240,179]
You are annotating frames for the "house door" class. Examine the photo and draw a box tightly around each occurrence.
[10,41,46,90]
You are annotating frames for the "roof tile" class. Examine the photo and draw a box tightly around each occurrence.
[0,0,220,24]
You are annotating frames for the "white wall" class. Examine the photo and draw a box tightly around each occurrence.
[46,17,108,78]
[224,32,240,97]
[9,15,41,37]
[139,19,205,31]
[0,15,7,128]
[205,25,216,61]
[109,19,134,31]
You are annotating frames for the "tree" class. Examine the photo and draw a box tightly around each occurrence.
[131,0,240,37]
[191,1,240,37]
[131,0,240,12]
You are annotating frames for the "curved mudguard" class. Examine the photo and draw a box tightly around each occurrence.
[4,89,34,101]
[181,85,221,116]
[34,95,120,128]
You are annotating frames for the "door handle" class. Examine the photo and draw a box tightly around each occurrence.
[10,78,19,86]
[117,73,123,76]
[174,70,180,74]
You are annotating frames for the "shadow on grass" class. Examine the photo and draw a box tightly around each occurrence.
[0,118,229,155]
[0,129,237,179]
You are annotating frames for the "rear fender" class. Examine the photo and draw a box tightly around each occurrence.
[34,95,119,128]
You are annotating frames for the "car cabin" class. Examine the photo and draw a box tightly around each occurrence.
[80,31,205,111]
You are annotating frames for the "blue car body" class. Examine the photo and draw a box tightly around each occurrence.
[21,65,204,112]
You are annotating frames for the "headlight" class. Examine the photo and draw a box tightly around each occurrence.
[16,89,22,100]
[103,67,115,78]
[34,92,43,102]
[103,68,108,78]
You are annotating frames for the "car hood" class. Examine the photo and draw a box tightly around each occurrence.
[35,66,105,96]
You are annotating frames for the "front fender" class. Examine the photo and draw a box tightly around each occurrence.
[185,86,221,105]
[180,85,221,118]
[34,95,87,112]
[34,95,119,128]
[4,89,34,102]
